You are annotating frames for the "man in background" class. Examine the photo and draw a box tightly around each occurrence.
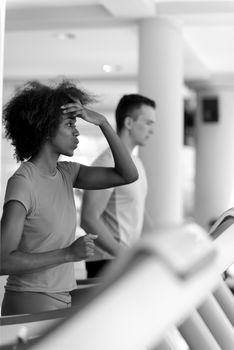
[80,94,156,277]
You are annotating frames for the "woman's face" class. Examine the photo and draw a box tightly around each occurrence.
[49,114,79,157]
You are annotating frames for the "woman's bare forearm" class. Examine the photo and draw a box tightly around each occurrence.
[0,248,73,275]
[100,120,138,183]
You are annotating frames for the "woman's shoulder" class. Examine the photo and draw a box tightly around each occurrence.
[10,162,35,181]
[57,161,81,185]
[57,161,81,177]
[6,162,35,196]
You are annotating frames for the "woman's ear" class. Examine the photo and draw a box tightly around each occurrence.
[124,116,133,130]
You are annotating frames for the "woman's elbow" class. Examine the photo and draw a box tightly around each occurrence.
[125,170,139,184]
[0,259,9,275]
[0,251,15,275]
[0,268,8,276]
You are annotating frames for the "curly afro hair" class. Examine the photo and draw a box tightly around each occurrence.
[3,79,95,162]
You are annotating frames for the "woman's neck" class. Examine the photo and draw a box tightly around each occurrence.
[29,149,59,176]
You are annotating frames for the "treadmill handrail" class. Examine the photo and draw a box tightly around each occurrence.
[209,207,234,239]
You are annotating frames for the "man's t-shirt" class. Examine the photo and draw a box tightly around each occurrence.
[4,161,80,293]
[88,148,148,261]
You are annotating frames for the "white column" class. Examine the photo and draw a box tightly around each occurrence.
[138,18,184,226]
[194,82,234,229]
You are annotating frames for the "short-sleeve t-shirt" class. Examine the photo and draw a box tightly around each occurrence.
[89,148,148,261]
[3,161,80,293]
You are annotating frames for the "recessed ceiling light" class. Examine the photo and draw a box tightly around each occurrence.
[102,64,121,73]
[54,33,76,40]
[103,64,113,73]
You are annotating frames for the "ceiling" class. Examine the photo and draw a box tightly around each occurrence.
[3,0,234,94]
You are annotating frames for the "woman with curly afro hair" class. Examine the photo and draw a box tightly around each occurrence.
[1,79,138,315]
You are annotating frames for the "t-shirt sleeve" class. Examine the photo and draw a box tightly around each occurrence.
[4,175,33,214]
[58,162,81,186]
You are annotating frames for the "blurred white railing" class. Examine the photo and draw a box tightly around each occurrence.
[1,219,234,350]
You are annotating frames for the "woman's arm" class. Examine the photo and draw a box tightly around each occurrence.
[61,103,138,189]
[1,201,95,275]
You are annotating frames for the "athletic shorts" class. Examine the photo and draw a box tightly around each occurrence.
[1,290,71,316]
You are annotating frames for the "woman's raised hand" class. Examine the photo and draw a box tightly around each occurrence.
[82,108,107,126]
[61,99,107,127]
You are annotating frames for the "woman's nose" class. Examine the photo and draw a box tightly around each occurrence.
[74,127,80,136]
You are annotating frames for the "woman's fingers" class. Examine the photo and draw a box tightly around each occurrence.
[61,104,105,127]
[61,104,83,115]
[86,234,98,239]
[86,241,95,249]
[86,247,94,256]
[80,234,97,256]
[61,99,82,108]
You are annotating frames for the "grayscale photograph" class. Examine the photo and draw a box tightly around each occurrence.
[1,1,234,349]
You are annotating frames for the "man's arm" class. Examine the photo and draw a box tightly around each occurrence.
[80,188,121,257]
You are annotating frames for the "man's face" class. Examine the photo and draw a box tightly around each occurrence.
[129,105,156,147]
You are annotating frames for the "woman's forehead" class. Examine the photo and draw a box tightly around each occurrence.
[61,114,76,122]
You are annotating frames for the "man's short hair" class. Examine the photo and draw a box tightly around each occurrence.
[115,94,156,133]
